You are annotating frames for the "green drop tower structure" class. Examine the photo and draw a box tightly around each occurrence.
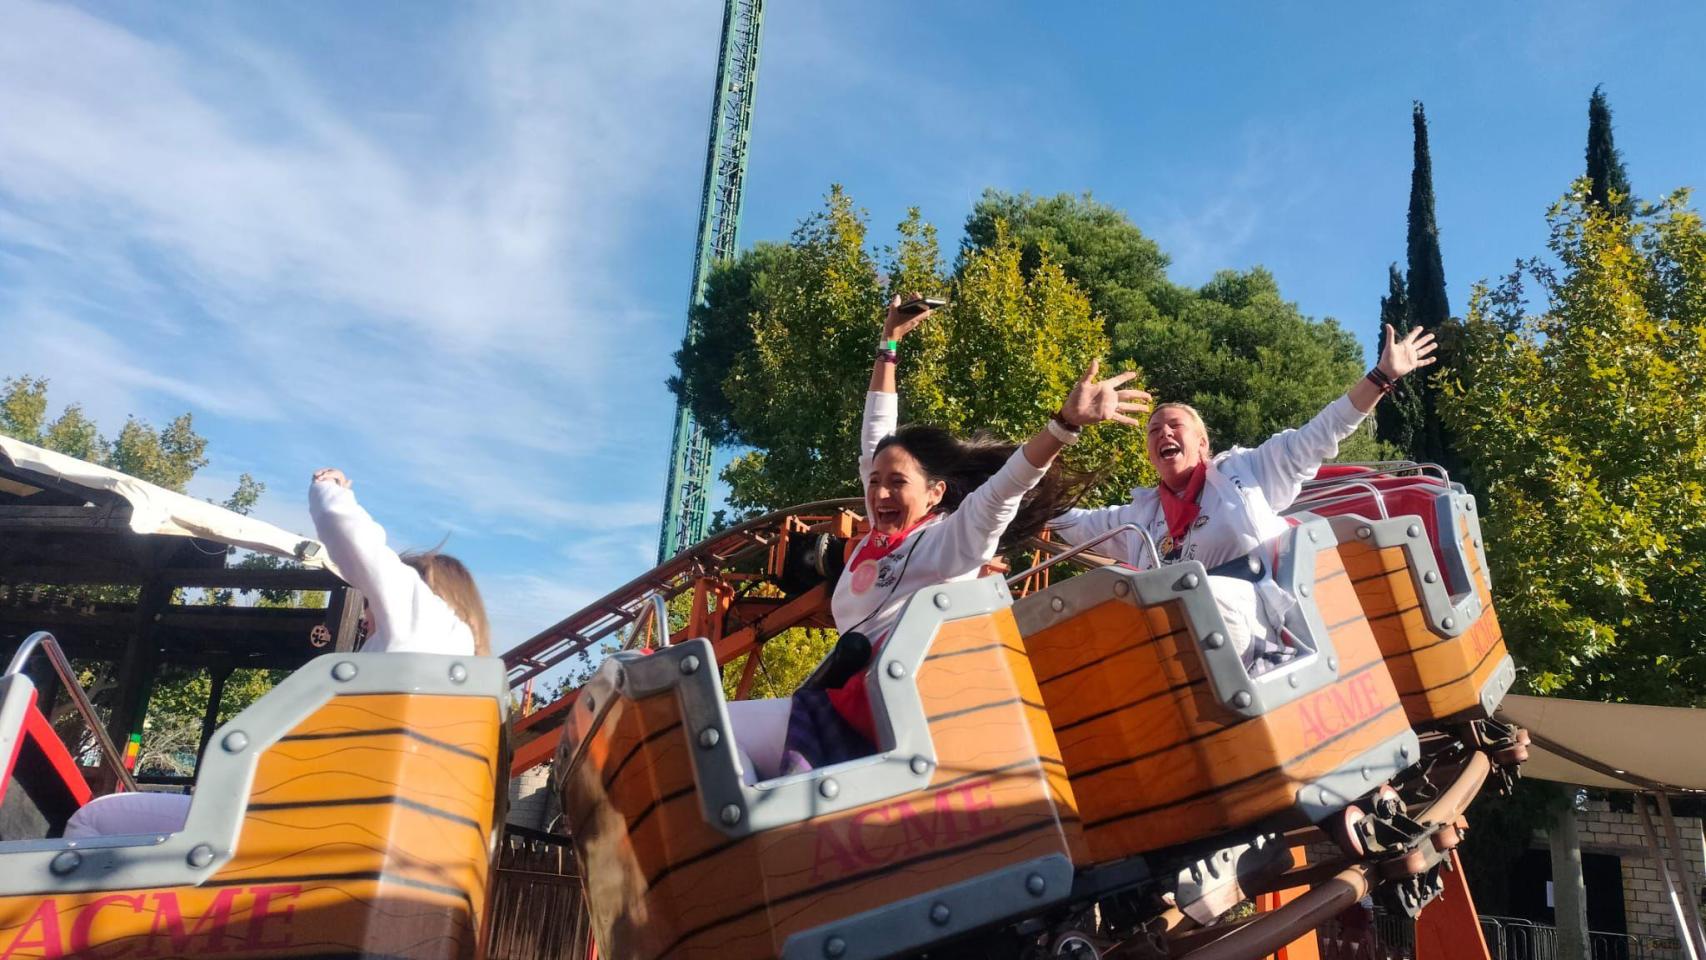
[657,0,765,562]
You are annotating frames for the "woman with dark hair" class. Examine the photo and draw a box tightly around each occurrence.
[726,295,1149,782]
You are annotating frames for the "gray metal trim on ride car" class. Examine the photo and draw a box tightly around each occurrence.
[778,853,1075,960]
[568,575,1015,839]
[0,653,509,896]
[1312,512,1483,640]
[1292,728,1422,822]
[1012,516,1348,722]
[1477,655,1518,719]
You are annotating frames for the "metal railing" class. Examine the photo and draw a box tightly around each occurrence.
[621,592,672,651]
[1007,523,1158,586]
[7,631,139,793]
[1477,915,1685,960]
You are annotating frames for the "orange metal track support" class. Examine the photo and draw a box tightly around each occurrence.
[1415,850,1493,960]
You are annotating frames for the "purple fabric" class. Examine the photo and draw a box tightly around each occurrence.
[785,688,876,769]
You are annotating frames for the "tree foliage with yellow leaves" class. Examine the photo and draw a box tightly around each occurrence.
[1439,185,1706,704]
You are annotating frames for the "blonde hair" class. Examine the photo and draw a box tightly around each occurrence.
[1149,401,1212,447]
[401,551,491,656]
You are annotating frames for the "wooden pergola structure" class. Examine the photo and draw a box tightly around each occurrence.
[0,437,361,777]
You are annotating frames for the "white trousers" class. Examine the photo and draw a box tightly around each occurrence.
[63,791,192,839]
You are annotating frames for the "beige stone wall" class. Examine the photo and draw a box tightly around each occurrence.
[1575,798,1705,942]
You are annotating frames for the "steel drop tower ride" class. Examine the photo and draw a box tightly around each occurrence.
[657,0,765,563]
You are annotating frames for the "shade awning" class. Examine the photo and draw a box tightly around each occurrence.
[0,434,330,569]
[1498,694,1706,793]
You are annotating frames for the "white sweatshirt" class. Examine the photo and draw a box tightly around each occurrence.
[829,391,1048,642]
[1049,394,1368,572]
[308,481,476,656]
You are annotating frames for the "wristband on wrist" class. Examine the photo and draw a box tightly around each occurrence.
[1365,367,1397,394]
[876,337,899,364]
[1046,417,1082,445]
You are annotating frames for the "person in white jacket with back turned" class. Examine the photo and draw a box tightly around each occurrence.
[1049,323,1438,672]
[62,468,490,838]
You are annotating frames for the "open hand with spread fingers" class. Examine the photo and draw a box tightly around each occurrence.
[1378,323,1439,380]
[1059,359,1153,428]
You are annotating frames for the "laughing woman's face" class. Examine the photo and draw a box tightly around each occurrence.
[1146,406,1209,491]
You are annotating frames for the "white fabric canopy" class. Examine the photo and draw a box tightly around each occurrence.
[1499,694,1706,792]
[0,434,330,569]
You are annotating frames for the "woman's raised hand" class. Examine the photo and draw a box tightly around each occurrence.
[1378,323,1439,380]
[1060,359,1152,428]
[883,292,936,342]
[313,467,351,488]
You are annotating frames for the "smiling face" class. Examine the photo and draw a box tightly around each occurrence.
[867,443,945,535]
[1146,404,1210,491]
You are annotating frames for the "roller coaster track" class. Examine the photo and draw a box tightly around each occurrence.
[502,498,864,774]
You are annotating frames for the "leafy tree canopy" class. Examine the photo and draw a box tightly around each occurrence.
[1439,184,1706,704]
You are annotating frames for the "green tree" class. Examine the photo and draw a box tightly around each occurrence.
[962,193,1391,460]
[1438,184,1706,704]
[1586,85,1634,219]
[1373,264,1424,453]
[1402,103,1463,472]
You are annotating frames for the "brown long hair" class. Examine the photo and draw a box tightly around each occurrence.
[401,551,491,656]
[874,424,1098,550]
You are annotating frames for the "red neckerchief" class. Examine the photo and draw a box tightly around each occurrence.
[850,514,934,570]
[1159,461,1209,542]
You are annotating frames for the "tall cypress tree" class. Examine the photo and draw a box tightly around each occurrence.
[1586,85,1633,217]
[1373,264,1423,452]
[1401,102,1460,475]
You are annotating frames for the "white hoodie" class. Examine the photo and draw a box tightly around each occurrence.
[309,480,475,656]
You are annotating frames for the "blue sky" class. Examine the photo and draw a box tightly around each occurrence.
[3,1,1702,650]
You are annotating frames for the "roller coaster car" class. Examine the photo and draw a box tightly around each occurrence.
[558,576,1083,960]
[1286,469,1517,728]
[1011,516,1420,864]
[0,650,508,959]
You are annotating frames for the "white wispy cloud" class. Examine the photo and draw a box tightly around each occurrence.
[0,0,722,649]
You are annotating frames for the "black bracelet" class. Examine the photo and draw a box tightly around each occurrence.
[1050,411,1082,433]
[1365,367,1397,394]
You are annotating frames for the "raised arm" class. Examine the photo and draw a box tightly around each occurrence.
[859,294,936,484]
[308,469,432,637]
[1245,323,1438,505]
[930,360,1151,573]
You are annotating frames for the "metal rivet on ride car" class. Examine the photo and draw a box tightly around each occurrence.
[1407,524,1421,538]
[930,903,951,926]
[1233,691,1252,709]
[332,661,358,681]
[1308,529,1319,543]
[680,655,701,675]
[50,850,81,876]
[1113,580,1131,597]
[1357,527,1372,539]
[1327,657,1338,672]
[1205,632,1225,650]
[1182,573,1201,589]
[911,755,930,775]
[1026,873,1047,896]
[698,727,720,749]
[1299,584,1311,597]
[1050,596,1065,612]
[824,937,848,958]
[222,731,248,753]
[1288,675,1300,688]
[1424,571,1438,584]
[887,661,906,679]
[187,844,216,868]
[1361,767,1372,781]
[819,777,840,799]
[1466,502,1475,512]
[933,592,951,610]
[720,804,743,826]
[448,662,467,683]
[1399,744,1413,760]
[1474,538,1482,549]
[1443,617,1456,630]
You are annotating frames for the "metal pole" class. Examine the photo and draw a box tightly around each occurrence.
[1654,793,1706,960]
[1636,795,1700,960]
[1549,801,1593,960]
